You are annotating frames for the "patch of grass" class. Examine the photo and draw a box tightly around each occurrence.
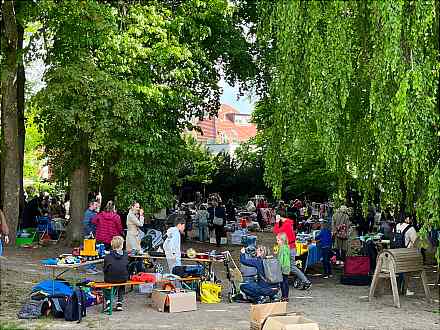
[0,321,26,330]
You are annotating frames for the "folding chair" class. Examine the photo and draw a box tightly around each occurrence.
[37,215,52,242]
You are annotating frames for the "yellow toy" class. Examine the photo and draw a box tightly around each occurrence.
[80,238,98,257]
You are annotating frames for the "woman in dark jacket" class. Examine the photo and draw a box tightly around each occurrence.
[208,201,226,247]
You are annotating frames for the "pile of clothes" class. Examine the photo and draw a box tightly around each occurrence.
[17,279,102,322]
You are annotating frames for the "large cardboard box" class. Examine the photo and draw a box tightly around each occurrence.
[151,289,197,313]
[263,314,319,330]
[250,302,287,329]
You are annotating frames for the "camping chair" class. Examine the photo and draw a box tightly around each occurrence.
[37,215,52,243]
[51,218,67,243]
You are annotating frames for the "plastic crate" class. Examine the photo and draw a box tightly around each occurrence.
[16,229,37,246]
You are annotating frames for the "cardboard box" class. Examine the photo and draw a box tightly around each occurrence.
[250,302,287,323]
[263,314,319,330]
[151,289,197,313]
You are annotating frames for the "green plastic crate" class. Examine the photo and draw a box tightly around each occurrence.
[16,229,37,246]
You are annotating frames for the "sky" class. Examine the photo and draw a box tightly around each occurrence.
[219,79,255,114]
[26,57,256,114]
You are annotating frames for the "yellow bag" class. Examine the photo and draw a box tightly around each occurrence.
[200,281,222,304]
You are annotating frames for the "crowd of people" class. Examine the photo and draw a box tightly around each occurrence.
[1,188,437,309]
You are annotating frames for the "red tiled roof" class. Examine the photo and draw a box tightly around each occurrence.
[195,104,256,144]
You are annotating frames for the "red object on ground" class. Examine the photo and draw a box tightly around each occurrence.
[344,256,370,275]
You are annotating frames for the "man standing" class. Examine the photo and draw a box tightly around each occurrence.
[163,218,185,273]
[0,209,10,256]
[82,201,99,274]
[83,201,98,237]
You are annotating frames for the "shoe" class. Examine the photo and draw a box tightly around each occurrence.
[115,302,123,311]
[302,282,312,290]
[281,297,289,302]
[406,289,415,296]
[323,275,329,279]
[104,301,111,313]
[255,296,271,304]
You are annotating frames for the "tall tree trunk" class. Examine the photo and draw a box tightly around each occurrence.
[68,161,89,245]
[1,0,20,245]
[17,23,26,225]
[101,155,118,205]
[67,134,90,244]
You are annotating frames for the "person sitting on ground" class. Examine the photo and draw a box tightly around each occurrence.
[103,236,129,312]
[239,245,279,304]
[276,233,291,301]
[92,201,123,250]
[163,218,185,273]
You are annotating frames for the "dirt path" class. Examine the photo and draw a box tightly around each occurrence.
[0,235,439,330]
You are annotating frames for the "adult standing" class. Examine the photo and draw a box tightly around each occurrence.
[273,215,311,289]
[126,202,144,251]
[163,218,186,273]
[92,201,123,250]
[0,209,10,256]
[208,201,226,247]
[393,214,418,295]
[225,199,236,223]
[332,205,351,263]
[195,204,209,242]
[83,201,98,237]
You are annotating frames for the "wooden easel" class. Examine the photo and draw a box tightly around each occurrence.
[369,248,431,308]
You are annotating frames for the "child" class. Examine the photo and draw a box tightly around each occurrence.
[103,236,129,312]
[316,222,332,278]
[276,233,291,301]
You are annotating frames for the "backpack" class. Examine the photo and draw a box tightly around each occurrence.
[262,258,283,284]
[64,288,86,322]
[391,225,412,249]
[336,224,348,239]
[49,296,68,318]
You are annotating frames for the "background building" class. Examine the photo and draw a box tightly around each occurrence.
[194,104,256,155]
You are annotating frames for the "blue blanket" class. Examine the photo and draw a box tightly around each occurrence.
[32,280,73,297]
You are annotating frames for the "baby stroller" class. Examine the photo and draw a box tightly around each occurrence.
[141,229,164,252]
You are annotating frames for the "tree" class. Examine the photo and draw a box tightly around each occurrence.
[1,0,20,244]
[255,0,439,259]
[32,0,256,241]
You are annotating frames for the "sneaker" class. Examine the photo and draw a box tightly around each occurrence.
[86,269,99,275]
[255,296,271,304]
[406,289,415,296]
[302,282,312,290]
[281,297,289,302]
[115,302,123,311]
[104,301,111,313]
[323,275,329,279]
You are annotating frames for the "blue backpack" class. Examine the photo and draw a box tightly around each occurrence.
[64,288,86,322]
